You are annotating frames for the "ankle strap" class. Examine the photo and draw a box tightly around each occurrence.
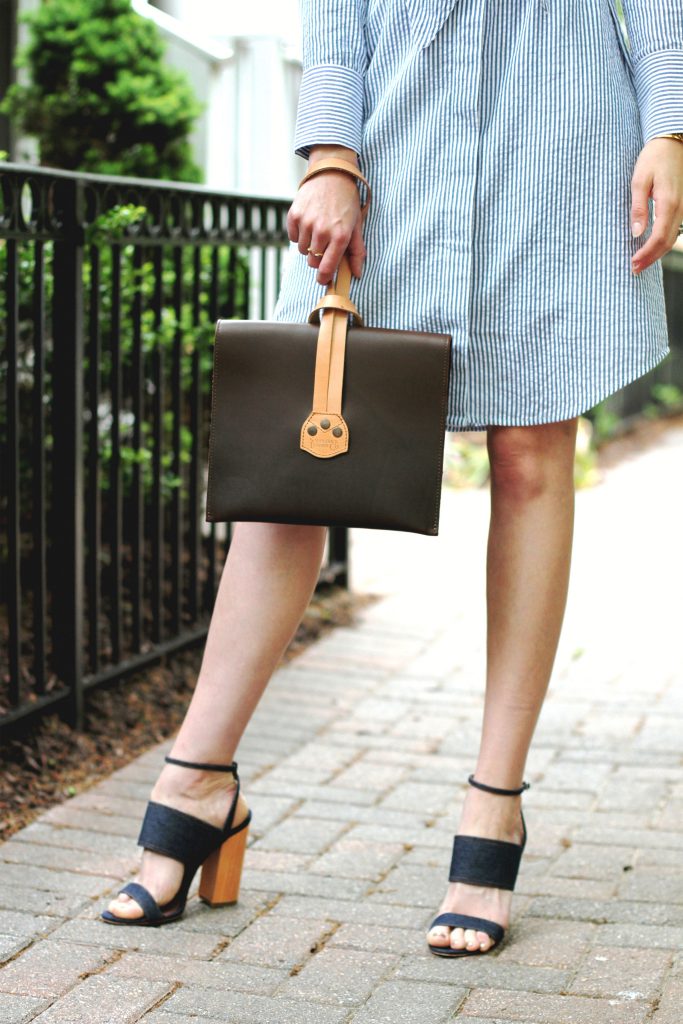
[468,774,530,796]
[165,755,238,775]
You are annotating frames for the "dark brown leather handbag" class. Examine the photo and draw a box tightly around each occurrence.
[205,157,452,535]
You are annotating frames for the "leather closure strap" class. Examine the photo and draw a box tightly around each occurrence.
[297,157,371,459]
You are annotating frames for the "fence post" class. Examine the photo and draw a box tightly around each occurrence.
[51,176,85,730]
[329,527,349,590]
[663,251,683,372]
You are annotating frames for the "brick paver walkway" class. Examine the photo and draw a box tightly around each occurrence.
[2,426,682,1024]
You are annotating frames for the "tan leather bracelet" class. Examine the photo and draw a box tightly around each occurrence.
[298,157,372,216]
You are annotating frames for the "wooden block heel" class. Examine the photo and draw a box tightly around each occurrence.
[199,818,250,905]
[100,755,252,927]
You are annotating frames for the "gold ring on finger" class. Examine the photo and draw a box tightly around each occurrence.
[307,247,325,258]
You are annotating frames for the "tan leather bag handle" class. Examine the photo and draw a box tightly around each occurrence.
[296,157,372,458]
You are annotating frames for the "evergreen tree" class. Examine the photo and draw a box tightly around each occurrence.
[1,0,204,181]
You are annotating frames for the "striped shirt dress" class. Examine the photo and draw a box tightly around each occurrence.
[270,0,683,431]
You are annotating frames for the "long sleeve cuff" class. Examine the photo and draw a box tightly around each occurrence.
[633,50,683,142]
[294,64,365,161]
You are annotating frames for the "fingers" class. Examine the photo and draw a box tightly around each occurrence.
[306,222,367,286]
[630,139,683,274]
[292,223,362,286]
[632,197,683,274]
[314,228,355,286]
[286,216,352,287]
[630,164,652,243]
[286,171,365,286]
[630,161,653,275]
[347,220,368,279]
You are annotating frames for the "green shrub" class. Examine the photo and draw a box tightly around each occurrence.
[1,0,203,181]
[642,382,683,419]
[0,202,249,536]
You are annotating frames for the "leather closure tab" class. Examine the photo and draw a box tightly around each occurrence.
[300,412,349,458]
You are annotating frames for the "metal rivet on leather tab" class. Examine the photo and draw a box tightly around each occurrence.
[332,427,343,438]
[307,425,318,436]
[320,418,330,429]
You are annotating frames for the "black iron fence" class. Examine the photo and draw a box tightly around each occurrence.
[2,162,682,738]
[0,163,348,736]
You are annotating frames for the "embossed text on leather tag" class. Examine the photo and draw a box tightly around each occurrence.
[300,412,349,459]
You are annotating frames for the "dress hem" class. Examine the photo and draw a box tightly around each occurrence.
[443,344,671,432]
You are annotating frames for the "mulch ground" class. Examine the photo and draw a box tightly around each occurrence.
[0,586,378,842]
[2,409,681,845]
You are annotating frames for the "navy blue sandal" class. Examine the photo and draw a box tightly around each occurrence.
[100,755,251,927]
[427,774,530,957]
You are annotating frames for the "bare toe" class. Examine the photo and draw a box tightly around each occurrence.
[107,893,143,918]
[450,926,467,950]
[427,926,452,947]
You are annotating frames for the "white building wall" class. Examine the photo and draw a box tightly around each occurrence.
[139,0,305,199]
[137,2,307,318]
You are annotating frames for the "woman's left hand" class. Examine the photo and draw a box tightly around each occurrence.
[630,137,683,275]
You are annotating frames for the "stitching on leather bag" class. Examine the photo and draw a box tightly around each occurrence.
[205,319,222,522]
[430,339,451,534]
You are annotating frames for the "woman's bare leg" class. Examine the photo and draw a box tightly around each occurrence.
[428,416,579,952]
[108,521,327,918]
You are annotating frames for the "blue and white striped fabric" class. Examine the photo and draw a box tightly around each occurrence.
[271,1,682,430]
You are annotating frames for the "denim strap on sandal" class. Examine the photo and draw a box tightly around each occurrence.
[136,801,237,865]
[114,881,164,925]
[427,774,530,958]
[428,912,505,947]
[101,756,251,928]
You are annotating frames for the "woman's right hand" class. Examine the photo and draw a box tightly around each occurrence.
[287,144,367,286]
